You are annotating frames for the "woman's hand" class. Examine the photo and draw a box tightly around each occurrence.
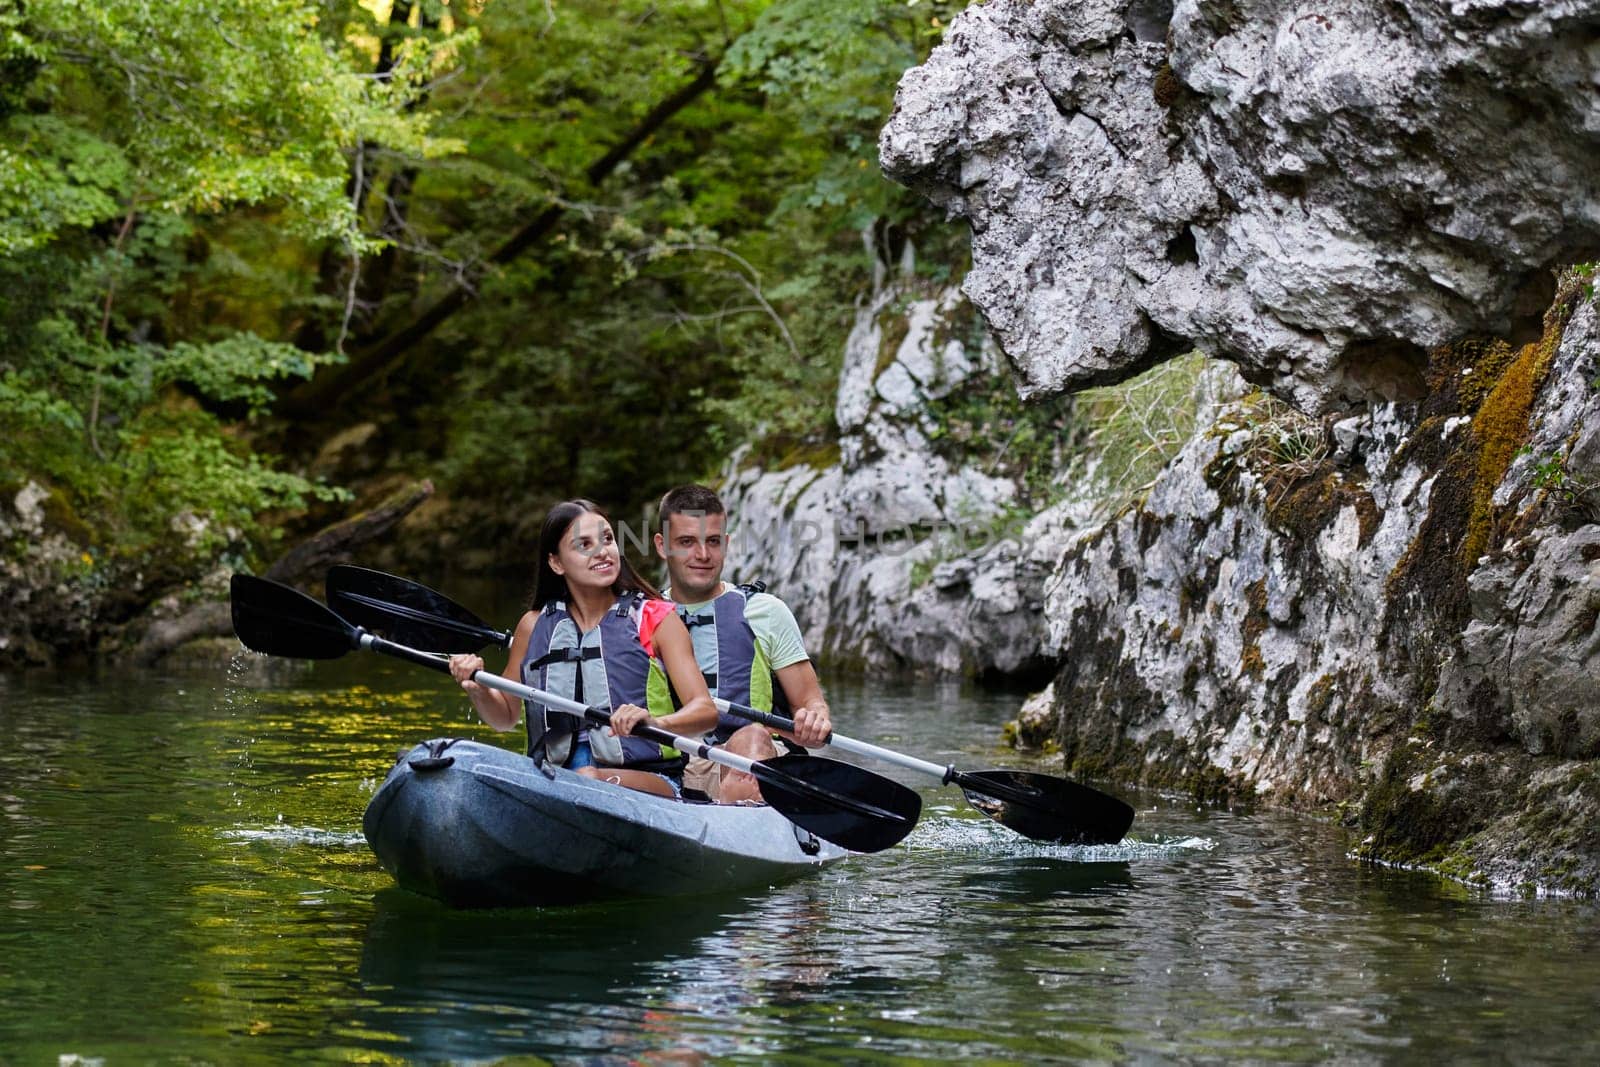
[610,703,650,738]
[447,653,486,694]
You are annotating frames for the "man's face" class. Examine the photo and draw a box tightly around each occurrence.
[655,510,727,601]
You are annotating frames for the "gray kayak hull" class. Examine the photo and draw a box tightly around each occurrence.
[363,738,851,907]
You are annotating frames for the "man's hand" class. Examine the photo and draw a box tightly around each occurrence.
[773,660,829,748]
[790,703,832,748]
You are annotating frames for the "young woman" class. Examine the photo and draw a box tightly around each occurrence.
[447,499,718,797]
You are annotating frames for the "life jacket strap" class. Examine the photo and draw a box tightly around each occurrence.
[526,645,602,670]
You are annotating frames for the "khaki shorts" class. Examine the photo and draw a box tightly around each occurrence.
[683,754,723,802]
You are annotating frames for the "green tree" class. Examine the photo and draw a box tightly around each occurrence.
[286,0,970,548]
[2,0,977,655]
[0,0,455,593]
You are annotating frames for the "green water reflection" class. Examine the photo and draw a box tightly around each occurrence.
[2,659,1598,1064]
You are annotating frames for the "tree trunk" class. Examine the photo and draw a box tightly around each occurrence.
[292,1,424,353]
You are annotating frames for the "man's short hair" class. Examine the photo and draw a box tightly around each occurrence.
[659,484,725,527]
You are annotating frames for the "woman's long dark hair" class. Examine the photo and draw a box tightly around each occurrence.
[530,499,662,610]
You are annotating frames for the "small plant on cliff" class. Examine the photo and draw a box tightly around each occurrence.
[1574,261,1597,302]
[1518,446,1600,522]
[924,380,1076,504]
[1239,393,1331,507]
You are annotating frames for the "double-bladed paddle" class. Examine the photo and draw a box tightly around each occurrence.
[230,574,921,853]
[325,565,1135,845]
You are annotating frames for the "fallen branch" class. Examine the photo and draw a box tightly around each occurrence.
[260,478,434,589]
[128,479,434,664]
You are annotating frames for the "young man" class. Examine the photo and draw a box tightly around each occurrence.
[653,484,833,803]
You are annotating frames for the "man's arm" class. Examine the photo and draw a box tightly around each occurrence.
[774,659,832,748]
[747,591,833,747]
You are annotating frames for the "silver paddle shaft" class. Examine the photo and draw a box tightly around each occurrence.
[714,697,953,783]
[368,635,765,778]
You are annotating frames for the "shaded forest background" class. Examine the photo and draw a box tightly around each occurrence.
[1,0,970,625]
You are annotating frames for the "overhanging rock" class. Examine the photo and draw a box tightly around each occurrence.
[880,0,1600,413]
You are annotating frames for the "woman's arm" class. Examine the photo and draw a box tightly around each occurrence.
[447,611,536,732]
[610,611,718,739]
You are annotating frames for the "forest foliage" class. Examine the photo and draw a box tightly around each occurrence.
[1,0,968,600]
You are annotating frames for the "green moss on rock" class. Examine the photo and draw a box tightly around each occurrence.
[1240,576,1268,678]
[1384,290,1576,688]
[1421,336,1519,418]
[1153,63,1182,108]
[1354,741,1491,867]
[874,303,912,380]
[1265,468,1381,546]
[1305,674,1338,724]
[35,484,97,548]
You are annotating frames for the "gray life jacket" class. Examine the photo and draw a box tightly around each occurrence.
[520,592,684,773]
[674,581,791,743]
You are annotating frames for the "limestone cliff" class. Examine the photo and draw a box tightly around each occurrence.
[721,281,1079,678]
[862,0,1600,894]
[727,256,1600,895]
[1027,279,1600,893]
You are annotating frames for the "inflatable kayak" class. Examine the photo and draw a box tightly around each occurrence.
[363,738,852,907]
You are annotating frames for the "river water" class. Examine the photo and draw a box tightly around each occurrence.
[2,654,1597,1064]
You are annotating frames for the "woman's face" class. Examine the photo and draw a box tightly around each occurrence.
[549,512,619,592]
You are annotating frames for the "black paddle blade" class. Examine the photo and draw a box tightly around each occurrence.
[326,565,507,653]
[754,754,922,853]
[230,574,359,660]
[957,769,1134,846]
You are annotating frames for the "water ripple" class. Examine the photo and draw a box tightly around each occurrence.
[906,807,1217,861]
[221,824,369,848]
